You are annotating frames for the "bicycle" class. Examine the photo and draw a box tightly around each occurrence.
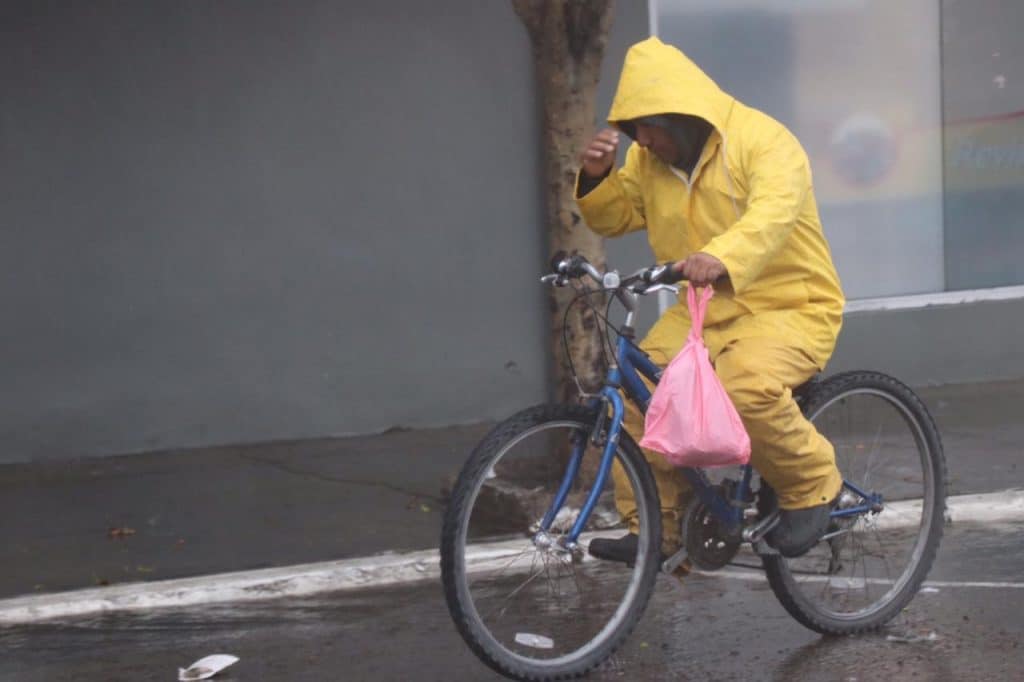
[441,254,946,681]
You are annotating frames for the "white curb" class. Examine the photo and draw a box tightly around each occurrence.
[1,489,1022,626]
[0,551,445,626]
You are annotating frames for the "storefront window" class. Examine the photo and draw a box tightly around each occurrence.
[942,0,1024,290]
[653,0,945,299]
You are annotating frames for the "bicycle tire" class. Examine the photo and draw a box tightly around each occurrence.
[441,403,661,680]
[763,371,947,634]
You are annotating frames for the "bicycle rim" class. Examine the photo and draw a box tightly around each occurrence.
[448,416,658,677]
[774,380,942,624]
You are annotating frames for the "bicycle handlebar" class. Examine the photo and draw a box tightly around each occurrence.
[543,252,685,294]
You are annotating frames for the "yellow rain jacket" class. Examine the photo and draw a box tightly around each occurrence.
[576,37,844,366]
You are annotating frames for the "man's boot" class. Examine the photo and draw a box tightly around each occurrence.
[588,533,643,565]
[766,496,838,558]
[588,533,678,567]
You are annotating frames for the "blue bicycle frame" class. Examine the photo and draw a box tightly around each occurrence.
[539,333,882,547]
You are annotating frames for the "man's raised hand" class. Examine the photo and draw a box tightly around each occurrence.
[580,128,620,179]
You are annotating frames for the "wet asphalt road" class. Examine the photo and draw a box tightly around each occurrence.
[2,521,1021,682]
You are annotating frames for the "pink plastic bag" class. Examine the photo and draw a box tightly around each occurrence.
[639,284,751,468]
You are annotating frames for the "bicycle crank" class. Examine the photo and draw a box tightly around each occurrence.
[682,487,744,571]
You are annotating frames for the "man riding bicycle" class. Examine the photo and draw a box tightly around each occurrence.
[576,37,846,560]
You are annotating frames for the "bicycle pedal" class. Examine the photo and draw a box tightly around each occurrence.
[670,559,691,581]
[660,546,689,574]
[742,510,780,544]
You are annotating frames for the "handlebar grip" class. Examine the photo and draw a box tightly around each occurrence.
[550,251,590,278]
[658,262,686,284]
[644,262,685,285]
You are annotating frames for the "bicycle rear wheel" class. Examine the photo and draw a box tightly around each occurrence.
[763,371,947,634]
[441,403,661,681]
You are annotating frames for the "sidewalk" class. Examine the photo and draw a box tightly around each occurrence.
[0,422,491,600]
[1,379,1022,602]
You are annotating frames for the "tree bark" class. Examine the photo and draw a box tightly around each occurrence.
[512,0,615,404]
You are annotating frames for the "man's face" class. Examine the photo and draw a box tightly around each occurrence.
[633,123,681,166]
[629,114,713,170]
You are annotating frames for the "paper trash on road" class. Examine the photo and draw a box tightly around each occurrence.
[178,654,239,680]
[885,631,940,644]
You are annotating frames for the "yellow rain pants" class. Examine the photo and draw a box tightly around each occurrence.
[576,38,847,546]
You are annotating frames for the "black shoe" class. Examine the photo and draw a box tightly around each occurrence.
[588,533,669,566]
[767,497,838,558]
[588,533,642,565]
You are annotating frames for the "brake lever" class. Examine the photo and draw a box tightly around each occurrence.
[635,283,679,296]
[540,273,570,287]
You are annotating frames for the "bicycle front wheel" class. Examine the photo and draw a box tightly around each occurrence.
[763,371,947,634]
[441,404,661,681]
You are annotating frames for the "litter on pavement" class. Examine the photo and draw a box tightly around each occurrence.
[177,654,239,680]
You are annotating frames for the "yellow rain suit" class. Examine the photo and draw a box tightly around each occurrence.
[575,38,845,549]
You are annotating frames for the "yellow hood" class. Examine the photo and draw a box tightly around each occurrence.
[608,37,733,136]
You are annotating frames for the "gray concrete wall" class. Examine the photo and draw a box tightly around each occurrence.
[1,1,651,463]
[12,1,1009,465]
[829,298,1024,386]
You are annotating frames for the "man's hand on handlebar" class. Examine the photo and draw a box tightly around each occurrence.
[674,253,727,288]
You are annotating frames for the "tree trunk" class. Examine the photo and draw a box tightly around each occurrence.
[513,0,615,404]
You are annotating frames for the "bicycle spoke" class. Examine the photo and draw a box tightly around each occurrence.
[856,533,871,607]
[487,559,547,622]
[869,524,898,589]
[541,552,559,602]
[476,543,541,584]
[862,424,884,491]
[552,551,585,601]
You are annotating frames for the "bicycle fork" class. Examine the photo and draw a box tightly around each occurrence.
[533,387,626,556]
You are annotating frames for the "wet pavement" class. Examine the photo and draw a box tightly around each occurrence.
[1,379,1023,600]
[2,521,1021,681]
[2,379,1023,680]
[0,423,490,599]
